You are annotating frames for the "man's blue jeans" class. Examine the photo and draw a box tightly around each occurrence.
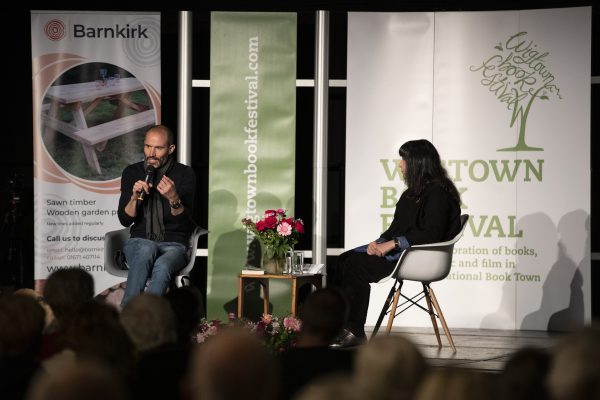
[121,237,188,306]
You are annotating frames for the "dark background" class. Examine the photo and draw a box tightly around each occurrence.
[1,1,598,319]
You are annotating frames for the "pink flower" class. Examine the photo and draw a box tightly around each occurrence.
[277,221,293,236]
[283,316,302,332]
[207,325,218,336]
[264,209,276,217]
[276,208,285,214]
[262,314,274,324]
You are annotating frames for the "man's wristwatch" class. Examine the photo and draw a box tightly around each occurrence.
[393,237,400,249]
[169,199,183,209]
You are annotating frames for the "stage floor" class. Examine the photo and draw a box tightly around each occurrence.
[366,327,564,372]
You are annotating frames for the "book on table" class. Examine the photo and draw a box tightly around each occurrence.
[241,266,265,275]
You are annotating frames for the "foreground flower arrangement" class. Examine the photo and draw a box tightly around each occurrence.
[195,313,302,353]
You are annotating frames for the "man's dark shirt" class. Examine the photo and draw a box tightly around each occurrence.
[118,161,196,245]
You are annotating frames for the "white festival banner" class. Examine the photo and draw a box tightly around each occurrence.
[346,8,591,330]
[31,11,161,301]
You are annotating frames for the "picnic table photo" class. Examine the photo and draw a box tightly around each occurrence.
[41,76,156,176]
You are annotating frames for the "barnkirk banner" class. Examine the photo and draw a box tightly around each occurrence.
[31,11,161,302]
[346,8,591,330]
[208,12,297,319]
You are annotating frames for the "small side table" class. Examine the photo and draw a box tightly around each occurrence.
[237,273,323,317]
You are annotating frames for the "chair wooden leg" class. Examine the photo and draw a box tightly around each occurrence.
[429,287,456,353]
[385,287,402,335]
[423,284,442,348]
[372,280,400,338]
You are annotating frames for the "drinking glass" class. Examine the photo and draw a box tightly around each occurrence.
[285,250,294,274]
[292,251,304,275]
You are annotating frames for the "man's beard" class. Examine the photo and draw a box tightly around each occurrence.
[146,155,167,167]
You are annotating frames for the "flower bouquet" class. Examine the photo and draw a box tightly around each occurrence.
[194,313,302,353]
[242,209,304,274]
[250,314,302,353]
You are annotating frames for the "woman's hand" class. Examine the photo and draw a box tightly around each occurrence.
[367,240,395,257]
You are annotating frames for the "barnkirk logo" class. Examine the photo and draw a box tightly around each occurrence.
[470,32,561,152]
[44,19,66,41]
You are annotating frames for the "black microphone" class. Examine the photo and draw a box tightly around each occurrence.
[137,165,156,201]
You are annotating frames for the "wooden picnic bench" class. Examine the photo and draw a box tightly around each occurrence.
[41,78,156,175]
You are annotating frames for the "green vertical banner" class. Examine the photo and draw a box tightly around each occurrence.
[208,12,297,319]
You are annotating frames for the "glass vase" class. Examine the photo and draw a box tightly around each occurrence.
[261,246,286,275]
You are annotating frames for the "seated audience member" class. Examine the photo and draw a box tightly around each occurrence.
[293,374,361,400]
[121,293,189,400]
[415,367,499,400]
[39,268,95,360]
[188,327,280,400]
[43,301,135,382]
[498,347,551,400]
[165,285,206,346]
[278,288,354,400]
[0,295,45,400]
[120,293,177,352]
[13,288,54,331]
[353,335,427,400]
[547,325,600,400]
[27,360,127,400]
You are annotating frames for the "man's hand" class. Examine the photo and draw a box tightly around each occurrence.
[131,180,151,200]
[125,179,152,218]
[367,240,395,257]
[156,176,178,203]
[156,176,185,215]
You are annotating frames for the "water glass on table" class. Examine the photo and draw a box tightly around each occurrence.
[285,250,294,274]
[292,251,304,275]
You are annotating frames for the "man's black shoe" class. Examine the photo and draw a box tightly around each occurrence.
[330,329,367,349]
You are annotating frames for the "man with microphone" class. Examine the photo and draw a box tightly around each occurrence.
[117,125,196,307]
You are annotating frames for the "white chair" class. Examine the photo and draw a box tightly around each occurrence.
[371,214,469,353]
[104,226,208,288]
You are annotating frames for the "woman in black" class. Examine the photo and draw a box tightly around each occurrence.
[332,139,461,347]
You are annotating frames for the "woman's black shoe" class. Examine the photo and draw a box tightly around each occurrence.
[330,329,367,348]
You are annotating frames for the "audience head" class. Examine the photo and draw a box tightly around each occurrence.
[547,325,600,400]
[165,286,205,345]
[43,268,94,329]
[188,327,279,400]
[13,288,55,330]
[415,367,498,400]
[354,335,427,400]
[27,360,127,400]
[499,346,550,400]
[0,295,45,358]
[120,293,177,352]
[298,287,348,344]
[63,301,135,378]
[294,374,360,400]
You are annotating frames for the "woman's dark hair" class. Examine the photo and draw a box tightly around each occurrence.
[399,139,460,204]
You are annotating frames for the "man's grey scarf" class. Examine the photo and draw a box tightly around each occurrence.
[143,156,174,241]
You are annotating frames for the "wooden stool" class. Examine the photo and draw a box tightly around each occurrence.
[237,273,323,317]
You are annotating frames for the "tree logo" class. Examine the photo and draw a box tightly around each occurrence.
[44,19,66,42]
[470,32,561,152]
